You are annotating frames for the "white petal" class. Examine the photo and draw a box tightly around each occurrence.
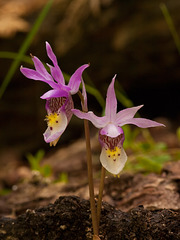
[100,147,127,175]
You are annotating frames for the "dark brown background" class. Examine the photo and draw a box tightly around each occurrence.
[0,0,180,154]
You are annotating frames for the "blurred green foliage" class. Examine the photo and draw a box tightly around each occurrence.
[56,172,68,184]
[26,149,52,177]
[0,188,12,196]
[177,127,180,142]
[124,133,171,174]
[122,124,180,174]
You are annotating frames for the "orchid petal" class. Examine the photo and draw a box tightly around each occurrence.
[32,56,52,81]
[115,105,143,125]
[46,41,65,84]
[72,109,108,128]
[119,117,165,128]
[100,146,127,175]
[46,63,64,85]
[20,67,58,89]
[100,124,123,138]
[45,97,68,114]
[62,95,74,122]
[40,89,68,99]
[68,64,89,94]
[99,127,125,150]
[43,111,67,143]
[105,75,117,121]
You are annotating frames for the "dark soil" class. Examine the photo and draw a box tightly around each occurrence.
[0,195,180,240]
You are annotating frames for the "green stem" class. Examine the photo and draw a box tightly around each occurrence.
[97,166,106,231]
[78,91,99,237]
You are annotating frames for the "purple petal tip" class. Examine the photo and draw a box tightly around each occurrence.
[113,74,117,80]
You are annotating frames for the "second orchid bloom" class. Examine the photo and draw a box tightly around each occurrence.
[72,75,165,175]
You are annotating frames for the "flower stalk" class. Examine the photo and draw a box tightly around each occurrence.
[97,166,106,232]
[84,118,99,236]
[78,90,99,237]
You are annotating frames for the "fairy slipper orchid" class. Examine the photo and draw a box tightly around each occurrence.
[72,75,165,175]
[20,41,89,146]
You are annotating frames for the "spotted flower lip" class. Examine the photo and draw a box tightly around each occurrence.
[20,42,89,145]
[72,75,165,174]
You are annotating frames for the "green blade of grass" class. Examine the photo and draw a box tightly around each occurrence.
[85,84,105,109]
[0,0,54,99]
[160,3,180,54]
[115,81,134,108]
[0,51,32,65]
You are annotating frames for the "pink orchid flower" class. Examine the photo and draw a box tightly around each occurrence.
[72,75,165,175]
[20,42,89,146]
